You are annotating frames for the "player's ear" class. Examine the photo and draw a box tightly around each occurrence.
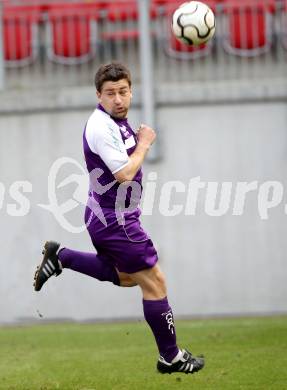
[96,90,101,100]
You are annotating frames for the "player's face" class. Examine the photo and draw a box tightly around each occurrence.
[97,79,132,119]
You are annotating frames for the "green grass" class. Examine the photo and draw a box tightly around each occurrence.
[0,316,286,390]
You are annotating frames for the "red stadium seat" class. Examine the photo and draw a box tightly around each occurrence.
[222,0,276,56]
[2,5,41,67]
[100,1,138,42]
[103,1,159,21]
[105,1,138,22]
[101,0,139,42]
[100,1,159,43]
[46,2,99,64]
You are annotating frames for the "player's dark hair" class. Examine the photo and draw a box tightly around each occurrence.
[95,62,131,92]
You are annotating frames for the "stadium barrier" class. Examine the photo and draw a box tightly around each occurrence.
[0,0,286,89]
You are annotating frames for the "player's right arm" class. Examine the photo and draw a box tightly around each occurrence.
[86,113,156,184]
[114,124,156,183]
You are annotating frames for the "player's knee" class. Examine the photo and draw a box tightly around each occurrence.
[154,270,166,291]
[148,269,167,297]
[130,266,167,298]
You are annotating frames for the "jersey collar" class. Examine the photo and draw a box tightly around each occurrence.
[97,104,128,124]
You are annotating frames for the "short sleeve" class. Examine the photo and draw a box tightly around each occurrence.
[85,112,130,174]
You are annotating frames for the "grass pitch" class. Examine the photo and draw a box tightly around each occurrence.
[0,316,286,390]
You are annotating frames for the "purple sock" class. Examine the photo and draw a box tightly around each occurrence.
[58,248,120,286]
[143,297,179,362]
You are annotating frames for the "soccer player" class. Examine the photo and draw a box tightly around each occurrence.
[34,62,204,374]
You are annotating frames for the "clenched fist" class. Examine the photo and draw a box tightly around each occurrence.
[136,124,156,149]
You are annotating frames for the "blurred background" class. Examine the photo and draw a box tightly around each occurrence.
[0,0,286,324]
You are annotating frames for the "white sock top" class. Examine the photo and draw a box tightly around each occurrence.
[171,349,184,364]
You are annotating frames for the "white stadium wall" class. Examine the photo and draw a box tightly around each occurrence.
[0,98,287,323]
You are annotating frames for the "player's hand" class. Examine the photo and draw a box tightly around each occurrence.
[136,124,156,149]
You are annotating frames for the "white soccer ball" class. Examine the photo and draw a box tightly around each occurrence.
[172,1,216,46]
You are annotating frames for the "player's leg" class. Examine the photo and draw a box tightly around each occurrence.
[129,264,178,362]
[59,247,136,287]
[129,263,167,300]
[129,264,205,374]
[34,241,136,291]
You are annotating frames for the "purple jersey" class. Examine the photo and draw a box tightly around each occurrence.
[83,104,158,274]
[83,104,143,210]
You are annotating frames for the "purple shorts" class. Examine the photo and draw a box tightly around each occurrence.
[84,207,158,274]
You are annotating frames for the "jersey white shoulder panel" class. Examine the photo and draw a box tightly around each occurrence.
[85,109,130,174]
